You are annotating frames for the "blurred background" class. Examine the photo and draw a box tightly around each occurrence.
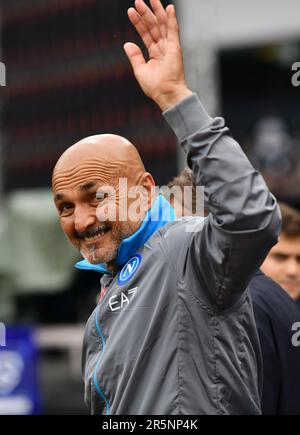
[0,0,299,415]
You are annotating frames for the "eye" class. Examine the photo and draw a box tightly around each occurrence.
[95,191,108,201]
[272,253,288,262]
[59,203,74,216]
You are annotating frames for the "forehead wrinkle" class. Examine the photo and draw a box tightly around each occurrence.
[53,158,120,179]
[53,174,119,195]
[52,159,125,193]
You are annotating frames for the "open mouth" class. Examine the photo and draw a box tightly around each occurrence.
[82,224,111,244]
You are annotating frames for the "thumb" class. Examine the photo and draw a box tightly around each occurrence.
[124,42,146,73]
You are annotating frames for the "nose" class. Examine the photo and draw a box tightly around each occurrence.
[285,257,299,277]
[73,204,97,233]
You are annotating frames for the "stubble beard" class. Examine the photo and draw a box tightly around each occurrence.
[79,220,135,265]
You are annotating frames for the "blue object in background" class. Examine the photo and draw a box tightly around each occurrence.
[0,326,40,415]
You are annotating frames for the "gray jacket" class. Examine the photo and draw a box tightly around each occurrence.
[80,94,281,415]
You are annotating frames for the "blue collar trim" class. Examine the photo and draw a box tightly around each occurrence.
[75,195,175,274]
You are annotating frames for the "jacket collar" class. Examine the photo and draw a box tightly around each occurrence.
[75,195,175,274]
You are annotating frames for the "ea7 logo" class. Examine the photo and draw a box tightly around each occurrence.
[109,287,138,312]
[291,322,300,347]
[0,323,6,347]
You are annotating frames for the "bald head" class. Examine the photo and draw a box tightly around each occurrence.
[52,134,155,267]
[52,134,146,192]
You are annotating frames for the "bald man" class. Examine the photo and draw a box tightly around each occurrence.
[53,134,155,268]
[52,0,280,415]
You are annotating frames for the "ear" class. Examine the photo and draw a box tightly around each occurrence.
[139,172,156,209]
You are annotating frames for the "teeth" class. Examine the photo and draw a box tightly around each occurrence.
[84,231,105,242]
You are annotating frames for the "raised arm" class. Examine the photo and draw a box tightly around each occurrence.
[124,0,192,111]
[125,0,281,309]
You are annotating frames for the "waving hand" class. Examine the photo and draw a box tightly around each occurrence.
[124,0,192,111]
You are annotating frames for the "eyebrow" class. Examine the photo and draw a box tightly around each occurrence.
[54,193,65,202]
[79,181,97,192]
[54,182,98,202]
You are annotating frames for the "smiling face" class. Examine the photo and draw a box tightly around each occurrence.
[54,175,135,266]
[52,134,154,268]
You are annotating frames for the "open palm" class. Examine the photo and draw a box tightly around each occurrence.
[124,0,191,111]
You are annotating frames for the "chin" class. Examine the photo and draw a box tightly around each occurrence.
[86,255,102,265]
[81,245,118,265]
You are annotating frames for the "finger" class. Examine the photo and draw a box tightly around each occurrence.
[124,42,146,72]
[128,8,156,52]
[150,0,168,38]
[166,4,180,45]
[135,0,161,42]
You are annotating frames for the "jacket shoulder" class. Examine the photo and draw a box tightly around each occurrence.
[250,271,300,324]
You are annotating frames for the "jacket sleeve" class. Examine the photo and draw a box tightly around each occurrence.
[163,94,281,309]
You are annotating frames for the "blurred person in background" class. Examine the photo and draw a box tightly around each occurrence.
[261,202,300,309]
[52,0,280,415]
[168,168,300,415]
[252,117,294,176]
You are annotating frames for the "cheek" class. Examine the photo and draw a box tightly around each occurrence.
[60,218,74,239]
[96,200,112,220]
[110,220,130,241]
[261,258,277,277]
